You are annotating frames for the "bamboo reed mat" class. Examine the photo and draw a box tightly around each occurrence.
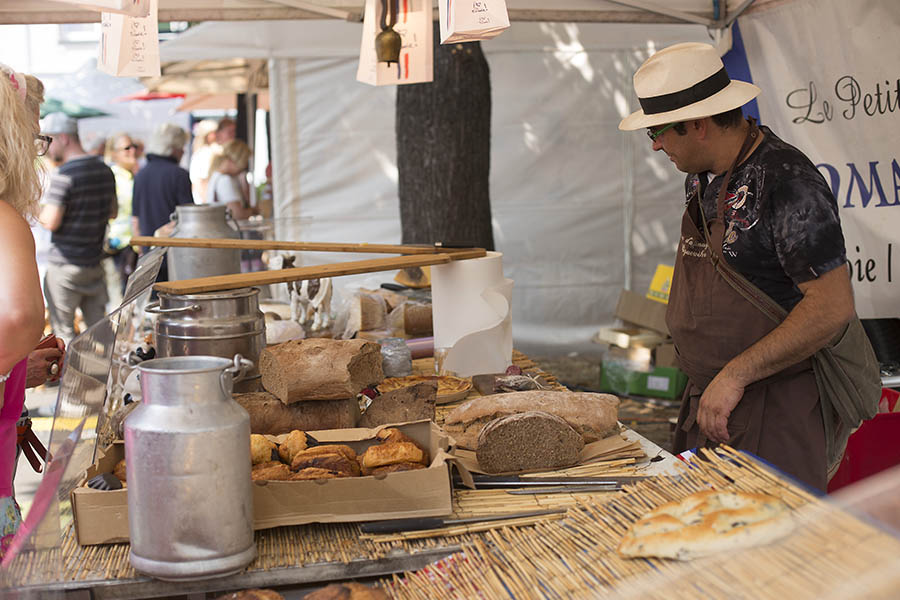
[382,446,900,599]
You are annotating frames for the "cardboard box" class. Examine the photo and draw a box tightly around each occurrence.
[654,342,678,368]
[71,421,453,546]
[599,365,688,400]
[646,264,674,304]
[615,289,670,335]
[593,326,667,350]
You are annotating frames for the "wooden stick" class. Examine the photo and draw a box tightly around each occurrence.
[153,249,486,294]
[130,236,477,255]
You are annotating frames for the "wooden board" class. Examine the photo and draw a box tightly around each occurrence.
[130,236,460,255]
[153,250,486,295]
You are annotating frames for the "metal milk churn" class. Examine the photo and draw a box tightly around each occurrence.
[168,204,241,281]
[146,287,265,392]
[125,355,256,581]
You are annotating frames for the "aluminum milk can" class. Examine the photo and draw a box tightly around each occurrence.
[125,355,256,581]
[147,287,265,392]
[168,204,241,281]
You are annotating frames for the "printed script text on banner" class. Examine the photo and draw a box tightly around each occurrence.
[739,0,900,318]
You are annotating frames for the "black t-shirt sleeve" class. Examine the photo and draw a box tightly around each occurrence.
[769,174,847,285]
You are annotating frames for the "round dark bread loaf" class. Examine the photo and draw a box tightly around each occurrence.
[476,411,584,474]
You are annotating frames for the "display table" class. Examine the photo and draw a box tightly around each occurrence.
[2,352,679,597]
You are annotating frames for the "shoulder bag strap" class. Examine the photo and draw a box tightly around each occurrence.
[697,119,787,324]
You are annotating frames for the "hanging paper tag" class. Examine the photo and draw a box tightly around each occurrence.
[439,0,510,44]
[97,0,160,77]
[356,0,433,87]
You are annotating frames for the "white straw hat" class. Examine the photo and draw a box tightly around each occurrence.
[619,42,761,131]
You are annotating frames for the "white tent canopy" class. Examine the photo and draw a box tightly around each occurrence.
[3,0,767,26]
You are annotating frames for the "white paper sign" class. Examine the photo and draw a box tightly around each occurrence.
[439,0,510,44]
[740,0,900,318]
[51,0,150,17]
[356,0,433,87]
[97,0,160,77]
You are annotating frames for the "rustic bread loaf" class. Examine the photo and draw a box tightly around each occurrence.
[250,434,278,465]
[251,461,292,481]
[277,430,308,464]
[444,390,620,450]
[113,458,127,483]
[259,339,383,403]
[302,582,388,600]
[360,441,428,470]
[291,452,360,477]
[358,381,436,428]
[617,490,795,561]
[369,461,427,476]
[290,444,357,463]
[235,391,360,434]
[290,467,350,481]
[475,411,584,473]
[216,589,285,600]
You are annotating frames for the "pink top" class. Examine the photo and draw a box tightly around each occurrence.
[0,359,27,497]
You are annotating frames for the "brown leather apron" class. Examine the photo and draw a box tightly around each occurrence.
[666,123,827,491]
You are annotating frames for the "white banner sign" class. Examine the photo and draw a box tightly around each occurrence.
[51,0,150,17]
[740,0,900,318]
[356,0,433,86]
[97,0,160,77]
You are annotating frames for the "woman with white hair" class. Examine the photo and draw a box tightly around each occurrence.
[131,122,194,283]
[0,64,62,556]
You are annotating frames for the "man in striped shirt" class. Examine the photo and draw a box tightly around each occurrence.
[39,113,117,343]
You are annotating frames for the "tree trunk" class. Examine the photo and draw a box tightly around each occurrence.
[396,22,494,251]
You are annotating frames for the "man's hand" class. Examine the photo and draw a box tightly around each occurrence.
[697,372,745,443]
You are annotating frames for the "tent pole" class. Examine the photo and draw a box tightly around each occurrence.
[725,0,757,26]
[601,0,714,26]
[622,57,634,293]
[266,0,361,21]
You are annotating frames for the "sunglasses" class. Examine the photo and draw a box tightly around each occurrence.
[646,122,677,141]
[117,144,137,152]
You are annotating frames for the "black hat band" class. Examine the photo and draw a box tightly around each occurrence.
[638,67,731,115]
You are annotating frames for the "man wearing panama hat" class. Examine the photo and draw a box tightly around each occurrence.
[621,43,855,490]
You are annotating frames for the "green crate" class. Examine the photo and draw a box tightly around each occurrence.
[599,365,688,400]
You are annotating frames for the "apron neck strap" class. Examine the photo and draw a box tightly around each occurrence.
[700,118,761,256]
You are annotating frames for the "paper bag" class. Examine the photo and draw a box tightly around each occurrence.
[51,0,150,17]
[439,0,510,44]
[97,0,160,77]
[356,0,433,86]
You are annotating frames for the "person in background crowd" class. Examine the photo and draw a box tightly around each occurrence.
[0,64,56,557]
[188,119,219,204]
[39,112,117,345]
[104,132,140,296]
[207,139,263,272]
[216,117,237,146]
[87,135,106,158]
[131,123,194,283]
[619,43,855,490]
[207,139,256,220]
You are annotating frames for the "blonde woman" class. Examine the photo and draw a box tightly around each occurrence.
[206,139,257,220]
[104,132,139,293]
[0,65,55,556]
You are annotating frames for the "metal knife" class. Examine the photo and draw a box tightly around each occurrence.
[506,485,622,495]
[360,508,567,534]
[454,474,649,488]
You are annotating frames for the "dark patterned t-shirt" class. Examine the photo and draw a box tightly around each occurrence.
[685,125,847,311]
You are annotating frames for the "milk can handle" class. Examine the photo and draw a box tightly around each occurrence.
[144,302,201,314]
[221,354,254,396]
[225,208,241,233]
